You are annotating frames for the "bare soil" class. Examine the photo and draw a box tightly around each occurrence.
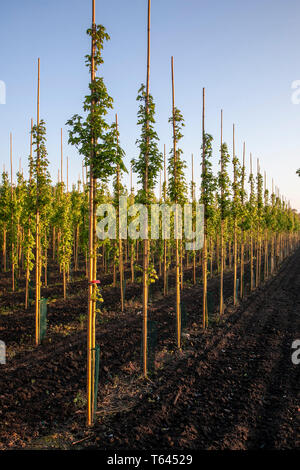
[0,250,299,450]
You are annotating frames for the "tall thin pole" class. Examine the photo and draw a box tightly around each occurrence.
[163,144,166,196]
[10,133,13,188]
[171,56,181,349]
[264,169,268,279]
[191,154,194,201]
[35,58,41,345]
[256,158,261,287]
[87,0,96,427]
[250,152,254,290]
[159,169,162,200]
[116,113,124,312]
[220,109,224,315]
[240,141,245,299]
[191,152,196,284]
[29,119,33,181]
[25,119,34,309]
[146,0,151,103]
[233,123,238,305]
[142,0,151,377]
[163,143,168,295]
[61,128,63,185]
[10,132,15,292]
[37,59,40,125]
[202,87,208,326]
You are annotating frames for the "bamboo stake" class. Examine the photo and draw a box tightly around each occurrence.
[250,153,254,291]
[163,144,168,296]
[25,119,33,309]
[192,153,196,285]
[220,110,224,315]
[129,163,134,283]
[87,0,96,427]
[159,168,162,201]
[61,128,63,185]
[10,133,15,292]
[142,0,151,377]
[256,158,263,288]
[35,58,41,346]
[116,113,124,312]
[233,124,237,305]
[202,88,208,327]
[240,142,245,299]
[264,170,268,279]
[171,56,181,349]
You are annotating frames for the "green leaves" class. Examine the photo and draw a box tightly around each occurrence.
[256,169,264,222]
[0,172,10,224]
[67,24,123,180]
[201,133,216,220]
[133,84,162,204]
[217,142,231,220]
[168,107,187,205]
[85,25,110,72]
[31,121,51,214]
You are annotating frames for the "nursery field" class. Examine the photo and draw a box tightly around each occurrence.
[0,247,299,450]
[1,0,300,454]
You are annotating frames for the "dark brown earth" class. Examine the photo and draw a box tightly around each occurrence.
[0,249,299,450]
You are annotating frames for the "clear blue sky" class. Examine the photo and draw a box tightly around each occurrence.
[0,0,299,209]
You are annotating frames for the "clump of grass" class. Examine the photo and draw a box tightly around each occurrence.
[78,313,86,327]
[0,306,12,316]
[74,390,87,409]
